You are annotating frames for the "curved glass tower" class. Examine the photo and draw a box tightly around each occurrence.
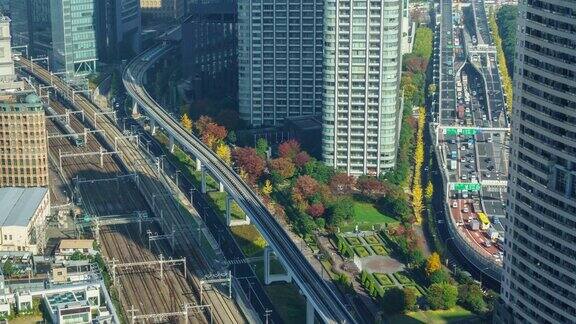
[499,1,576,323]
[322,0,403,175]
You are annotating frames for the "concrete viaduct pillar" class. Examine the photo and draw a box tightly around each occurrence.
[131,101,139,117]
[150,119,157,135]
[225,194,250,226]
[263,246,292,285]
[169,135,175,153]
[201,166,207,194]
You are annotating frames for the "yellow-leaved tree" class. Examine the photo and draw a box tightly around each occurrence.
[425,252,442,276]
[215,143,231,165]
[261,179,273,196]
[425,181,434,200]
[180,113,193,132]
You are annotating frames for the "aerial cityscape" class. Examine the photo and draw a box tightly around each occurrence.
[0,0,572,323]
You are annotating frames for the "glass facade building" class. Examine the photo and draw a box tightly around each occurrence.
[238,0,323,126]
[50,0,98,76]
[322,0,403,175]
[498,0,576,323]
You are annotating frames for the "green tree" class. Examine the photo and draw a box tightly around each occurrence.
[429,269,450,284]
[403,286,419,312]
[327,197,354,227]
[70,251,87,261]
[496,5,518,77]
[2,260,15,277]
[458,282,487,314]
[427,283,458,310]
[382,287,406,314]
[255,138,268,158]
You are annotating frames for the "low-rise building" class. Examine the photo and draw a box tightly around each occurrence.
[56,240,96,260]
[0,187,49,254]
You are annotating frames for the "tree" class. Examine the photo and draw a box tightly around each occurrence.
[201,123,227,149]
[327,197,354,226]
[261,179,273,196]
[215,143,232,165]
[425,181,434,201]
[303,159,334,184]
[427,283,458,310]
[293,175,319,200]
[329,173,356,196]
[306,202,325,218]
[426,252,442,276]
[382,287,406,314]
[70,251,87,261]
[429,269,450,284]
[269,157,296,180]
[181,113,193,132]
[278,139,301,160]
[255,138,269,158]
[294,151,310,168]
[458,282,487,314]
[232,147,266,184]
[404,286,419,312]
[227,130,237,144]
[194,115,214,135]
[2,260,15,277]
[357,176,385,198]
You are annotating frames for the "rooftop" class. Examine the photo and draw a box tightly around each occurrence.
[0,187,48,227]
[0,91,44,113]
[58,239,94,251]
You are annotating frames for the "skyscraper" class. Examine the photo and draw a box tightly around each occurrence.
[96,0,142,62]
[237,0,324,126]
[322,0,403,175]
[498,1,576,323]
[140,0,185,21]
[50,0,98,76]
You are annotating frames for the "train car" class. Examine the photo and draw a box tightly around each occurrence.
[45,106,85,147]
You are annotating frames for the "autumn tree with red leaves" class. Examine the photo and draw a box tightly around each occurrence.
[278,139,301,160]
[269,157,296,180]
[232,147,265,184]
[194,115,214,135]
[357,176,385,198]
[329,173,356,196]
[294,151,310,168]
[201,122,227,149]
[307,203,325,218]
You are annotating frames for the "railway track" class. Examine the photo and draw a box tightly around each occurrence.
[22,59,245,323]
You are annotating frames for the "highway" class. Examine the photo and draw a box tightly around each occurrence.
[433,0,505,284]
[123,44,357,324]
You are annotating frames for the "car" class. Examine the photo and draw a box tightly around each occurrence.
[461,174,468,180]
[487,137,493,143]
[488,165,495,171]
[485,158,492,163]
[463,207,469,213]
[452,201,458,208]
[485,173,491,178]
[465,164,472,169]
[461,146,466,151]
[484,240,492,247]
[0,255,7,263]
[461,157,466,163]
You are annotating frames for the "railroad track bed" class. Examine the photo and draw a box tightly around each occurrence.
[22,58,245,324]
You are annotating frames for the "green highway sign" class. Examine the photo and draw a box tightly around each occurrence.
[452,183,481,191]
[444,128,478,136]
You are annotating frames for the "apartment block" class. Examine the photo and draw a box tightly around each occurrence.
[238,0,324,126]
[322,0,403,175]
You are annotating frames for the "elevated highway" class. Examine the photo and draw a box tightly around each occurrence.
[123,44,357,324]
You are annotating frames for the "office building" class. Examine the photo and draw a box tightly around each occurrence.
[50,0,98,76]
[8,0,30,47]
[497,1,576,323]
[0,187,50,254]
[140,0,185,21]
[237,0,323,126]
[96,0,142,62]
[321,0,403,175]
[182,2,237,100]
[0,92,49,187]
[0,16,16,85]
[9,0,52,57]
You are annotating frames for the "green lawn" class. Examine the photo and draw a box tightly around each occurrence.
[342,201,398,231]
[230,225,266,257]
[388,307,483,324]
[374,273,394,286]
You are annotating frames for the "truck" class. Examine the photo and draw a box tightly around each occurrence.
[451,150,458,159]
[457,105,465,119]
[450,160,457,170]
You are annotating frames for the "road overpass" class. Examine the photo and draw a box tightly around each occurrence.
[123,44,358,324]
